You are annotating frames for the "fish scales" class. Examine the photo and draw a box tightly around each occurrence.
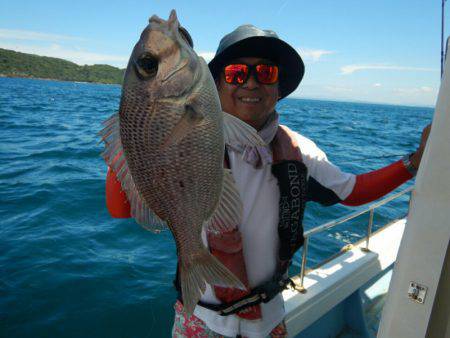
[120,79,223,223]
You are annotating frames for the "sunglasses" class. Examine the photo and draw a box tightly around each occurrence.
[223,63,279,85]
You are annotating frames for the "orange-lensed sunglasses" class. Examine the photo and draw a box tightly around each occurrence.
[223,64,279,85]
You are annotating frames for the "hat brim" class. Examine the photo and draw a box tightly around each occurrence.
[208,36,304,99]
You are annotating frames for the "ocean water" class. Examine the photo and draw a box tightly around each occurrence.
[0,77,434,337]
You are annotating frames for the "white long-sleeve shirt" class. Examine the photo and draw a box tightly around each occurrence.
[194,130,355,338]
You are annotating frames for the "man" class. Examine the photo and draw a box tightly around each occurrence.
[106,24,430,337]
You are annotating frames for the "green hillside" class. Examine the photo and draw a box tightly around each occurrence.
[0,48,125,84]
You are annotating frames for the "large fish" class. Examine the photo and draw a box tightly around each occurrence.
[100,10,264,313]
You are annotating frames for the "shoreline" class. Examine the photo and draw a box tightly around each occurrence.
[0,74,121,86]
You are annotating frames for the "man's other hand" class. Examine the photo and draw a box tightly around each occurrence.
[410,123,432,169]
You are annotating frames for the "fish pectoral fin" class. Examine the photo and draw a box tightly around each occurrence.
[205,169,243,233]
[223,111,266,146]
[161,104,205,149]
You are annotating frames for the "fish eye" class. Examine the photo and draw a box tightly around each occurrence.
[134,53,158,79]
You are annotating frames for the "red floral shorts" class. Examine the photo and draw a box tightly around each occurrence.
[171,301,287,338]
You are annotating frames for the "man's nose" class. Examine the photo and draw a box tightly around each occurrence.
[243,72,259,89]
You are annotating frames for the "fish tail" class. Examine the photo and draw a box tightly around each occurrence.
[179,248,244,315]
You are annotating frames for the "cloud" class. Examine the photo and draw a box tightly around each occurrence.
[0,28,86,42]
[0,28,128,67]
[277,0,290,16]
[420,86,433,92]
[197,48,334,64]
[298,48,334,62]
[393,86,436,94]
[373,83,382,87]
[197,51,215,62]
[341,64,438,75]
[0,42,128,67]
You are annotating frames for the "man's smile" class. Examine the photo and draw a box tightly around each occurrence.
[238,97,262,103]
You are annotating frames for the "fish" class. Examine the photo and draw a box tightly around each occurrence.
[99,10,265,314]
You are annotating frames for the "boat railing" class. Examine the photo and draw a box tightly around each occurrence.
[296,186,414,291]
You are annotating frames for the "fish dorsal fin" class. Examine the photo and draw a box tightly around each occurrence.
[99,113,167,232]
[222,111,266,147]
[205,169,243,233]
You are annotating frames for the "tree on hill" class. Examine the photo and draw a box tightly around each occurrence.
[0,48,125,84]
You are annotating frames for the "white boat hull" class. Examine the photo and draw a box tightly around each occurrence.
[377,38,450,338]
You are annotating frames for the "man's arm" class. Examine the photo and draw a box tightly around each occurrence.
[274,124,431,207]
[341,159,412,206]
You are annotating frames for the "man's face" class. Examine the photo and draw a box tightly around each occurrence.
[216,57,279,130]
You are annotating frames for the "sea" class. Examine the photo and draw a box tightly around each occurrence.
[0,77,434,337]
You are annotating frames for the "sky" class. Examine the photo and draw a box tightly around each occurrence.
[0,0,448,107]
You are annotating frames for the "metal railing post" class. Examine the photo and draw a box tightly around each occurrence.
[362,208,375,252]
[299,237,309,292]
[408,190,414,214]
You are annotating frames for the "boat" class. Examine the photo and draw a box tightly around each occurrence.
[282,37,450,338]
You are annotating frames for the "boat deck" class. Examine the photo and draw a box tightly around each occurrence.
[284,218,406,337]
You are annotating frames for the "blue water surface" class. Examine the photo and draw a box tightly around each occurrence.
[0,77,433,337]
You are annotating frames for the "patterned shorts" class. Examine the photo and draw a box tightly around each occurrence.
[171,301,287,338]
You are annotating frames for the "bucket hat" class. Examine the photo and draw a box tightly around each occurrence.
[208,24,304,99]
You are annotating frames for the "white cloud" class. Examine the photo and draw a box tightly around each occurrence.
[420,86,433,92]
[298,48,334,62]
[0,28,128,67]
[0,28,86,42]
[0,42,128,67]
[197,51,215,62]
[373,83,382,87]
[277,0,291,16]
[293,83,437,107]
[341,64,438,75]
[394,86,436,94]
[196,48,334,64]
